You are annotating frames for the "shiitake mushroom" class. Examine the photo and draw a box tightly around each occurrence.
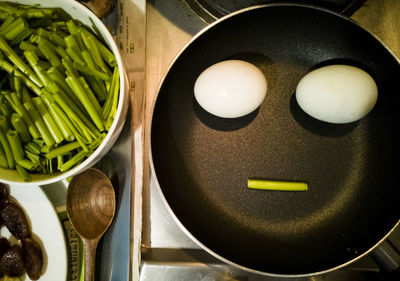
[22,237,44,280]
[0,183,8,200]
[0,184,43,279]
[0,237,11,258]
[0,244,25,277]
[0,237,11,277]
[0,199,31,240]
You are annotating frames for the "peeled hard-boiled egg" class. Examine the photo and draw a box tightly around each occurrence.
[295,64,378,124]
[194,60,267,118]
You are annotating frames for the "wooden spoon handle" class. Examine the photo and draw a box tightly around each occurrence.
[82,238,99,281]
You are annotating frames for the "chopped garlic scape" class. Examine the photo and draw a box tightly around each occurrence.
[247,179,308,191]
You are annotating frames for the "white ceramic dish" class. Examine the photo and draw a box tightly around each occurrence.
[0,0,129,185]
[0,185,68,281]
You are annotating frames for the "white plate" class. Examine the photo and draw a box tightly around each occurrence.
[0,185,68,281]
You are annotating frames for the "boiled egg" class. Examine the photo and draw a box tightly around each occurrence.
[295,64,378,124]
[194,60,267,118]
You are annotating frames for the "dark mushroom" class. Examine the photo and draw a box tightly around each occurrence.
[22,237,43,280]
[0,183,8,200]
[0,199,31,239]
[0,237,11,259]
[0,244,25,277]
[0,237,10,278]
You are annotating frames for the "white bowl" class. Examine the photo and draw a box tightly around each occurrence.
[0,0,129,185]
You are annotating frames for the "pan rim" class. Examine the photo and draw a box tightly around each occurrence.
[147,2,400,277]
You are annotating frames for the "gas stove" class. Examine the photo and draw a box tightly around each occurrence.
[141,0,400,280]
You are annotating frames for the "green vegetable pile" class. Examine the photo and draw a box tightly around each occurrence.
[0,3,120,182]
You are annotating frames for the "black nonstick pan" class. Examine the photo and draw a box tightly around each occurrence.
[149,4,400,276]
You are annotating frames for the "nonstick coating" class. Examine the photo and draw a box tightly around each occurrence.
[150,4,400,275]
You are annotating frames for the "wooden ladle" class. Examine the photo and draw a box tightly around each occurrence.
[66,168,116,281]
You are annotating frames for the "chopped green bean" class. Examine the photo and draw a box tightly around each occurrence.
[20,41,45,58]
[41,91,74,142]
[24,50,52,87]
[11,113,31,143]
[6,130,24,161]
[32,97,64,144]
[0,36,42,88]
[247,179,308,191]
[79,26,116,67]
[37,27,66,47]
[0,142,8,168]
[0,115,9,132]
[16,158,36,170]
[80,30,109,74]
[35,36,64,71]
[24,141,41,155]
[47,67,83,110]
[15,163,31,181]
[73,61,110,81]
[25,149,40,165]
[65,75,104,131]
[23,102,55,147]
[45,141,80,159]
[0,127,13,168]
[4,92,40,139]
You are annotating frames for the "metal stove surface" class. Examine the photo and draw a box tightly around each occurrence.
[142,0,400,280]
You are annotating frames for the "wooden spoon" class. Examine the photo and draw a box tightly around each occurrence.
[66,168,116,281]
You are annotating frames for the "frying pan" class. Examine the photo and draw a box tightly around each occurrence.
[149,3,400,276]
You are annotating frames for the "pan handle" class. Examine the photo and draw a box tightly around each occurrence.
[370,240,400,279]
[77,0,117,18]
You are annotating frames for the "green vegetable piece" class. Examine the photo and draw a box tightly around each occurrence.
[65,75,104,131]
[79,26,116,67]
[72,61,110,81]
[247,179,308,191]
[23,102,55,147]
[57,154,63,170]
[0,59,42,96]
[4,92,40,139]
[6,130,24,161]
[20,41,45,58]
[25,149,40,165]
[11,113,31,143]
[49,98,88,151]
[16,158,36,170]
[24,141,41,155]
[102,66,119,130]
[14,75,23,100]
[78,76,102,114]
[0,128,13,169]
[32,97,64,144]
[47,66,82,109]
[45,141,80,159]
[66,20,84,50]
[37,27,66,47]
[40,92,74,142]
[0,115,9,132]
[0,98,12,117]
[16,163,31,182]
[0,142,8,168]
[59,134,103,172]
[80,31,109,74]
[24,50,52,87]
[0,36,42,88]
[35,36,64,72]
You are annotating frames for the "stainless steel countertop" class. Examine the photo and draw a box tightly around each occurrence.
[141,0,400,280]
